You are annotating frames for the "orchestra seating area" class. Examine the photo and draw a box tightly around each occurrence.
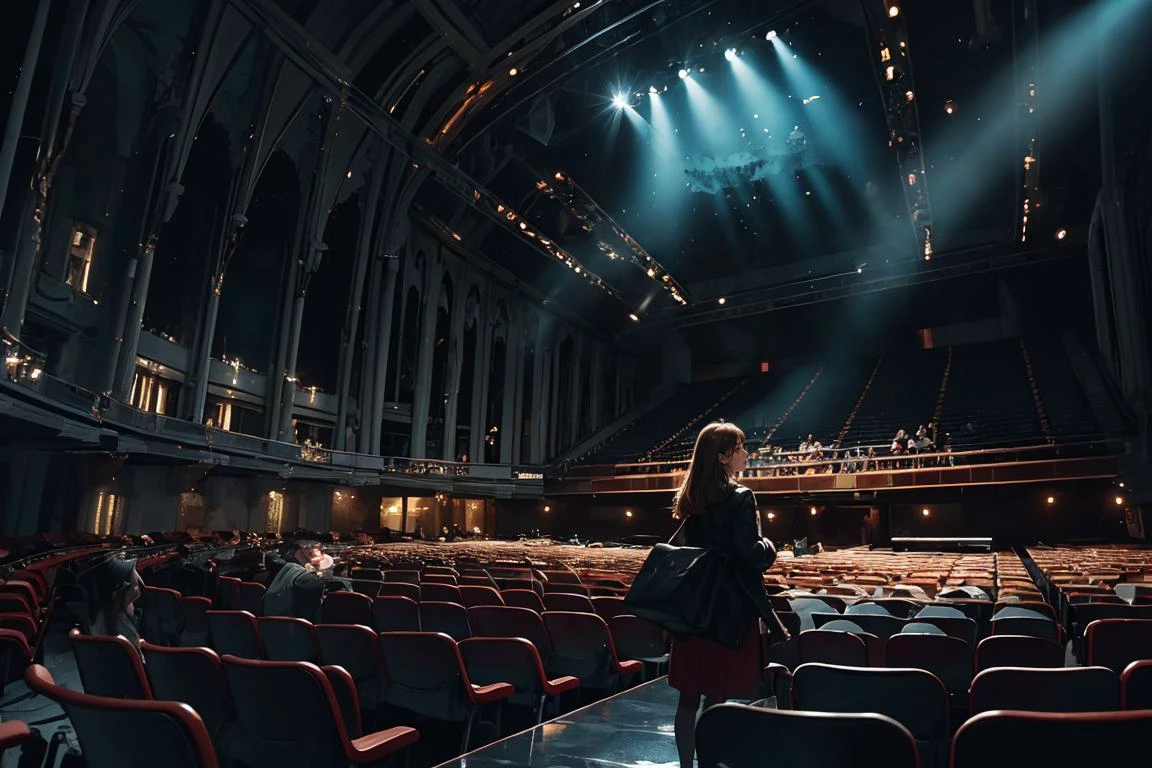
[2,537,1151,766]
[581,337,1101,465]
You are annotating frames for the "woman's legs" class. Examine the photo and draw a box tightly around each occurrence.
[674,692,723,768]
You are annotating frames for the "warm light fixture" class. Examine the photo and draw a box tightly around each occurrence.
[944,100,957,115]
[625,510,633,518]
[1115,496,1125,506]
[921,508,930,516]
[718,297,727,305]
[508,67,519,76]
[1046,496,1055,505]
[810,507,817,516]
[1056,228,1067,240]
[543,505,551,512]
[888,4,900,17]
[628,313,640,322]
[767,511,776,520]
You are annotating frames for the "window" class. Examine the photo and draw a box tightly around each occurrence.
[92,490,124,535]
[130,363,175,414]
[379,497,403,531]
[65,223,97,294]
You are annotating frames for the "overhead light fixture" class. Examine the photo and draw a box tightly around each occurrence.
[944,100,957,115]
[765,30,777,41]
[1115,496,1125,506]
[718,297,727,305]
[724,47,739,62]
[678,68,689,79]
[888,3,900,17]
[612,93,628,109]
[810,507,817,516]
[649,85,658,94]
[1046,496,1055,505]
[628,313,640,322]
[508,67,519,76]
[1056,228,1067,240]
[921,508,930,517]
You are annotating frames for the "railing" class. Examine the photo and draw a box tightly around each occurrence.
[563,438,1125,479]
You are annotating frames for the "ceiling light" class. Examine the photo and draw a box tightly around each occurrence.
[724,48,739,62]
[508,67,518,76]
[718,297,726,305]
[1056,228,1067,240]
[766,30,777,41]
[810,507,817,516]
[649,85,658,94]
[921,508,930,516]
[1115,496,1125,506]
[767,512,776,520]
[1046,496,1055,505]
[944,100,957,115]
[625,510,633,518]
[678,68,689,79]
[628,313,640,322]
[612,93,628,109]
[888,4,900,17]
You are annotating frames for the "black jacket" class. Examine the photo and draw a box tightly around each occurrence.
[679,484,790,647]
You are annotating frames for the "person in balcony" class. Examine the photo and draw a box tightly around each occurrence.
[90,556,144,652]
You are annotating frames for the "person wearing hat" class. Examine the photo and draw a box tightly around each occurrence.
[91,555,144,650]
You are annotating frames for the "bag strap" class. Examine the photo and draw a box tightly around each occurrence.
[668,518,687,545]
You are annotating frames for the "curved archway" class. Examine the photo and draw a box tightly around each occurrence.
[424,274,453,456]
[484,301,510,463]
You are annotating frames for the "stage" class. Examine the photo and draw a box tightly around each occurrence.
[433,677,681,768]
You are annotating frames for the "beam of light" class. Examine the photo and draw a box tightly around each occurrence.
[928,0,1144,238]
[771,40,875,178]
[682,75,734,150]
[612,93,629,109]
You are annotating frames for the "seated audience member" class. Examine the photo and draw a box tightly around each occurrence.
[890,429,907,455]
[263,540,330,617]
[91,556,145,651]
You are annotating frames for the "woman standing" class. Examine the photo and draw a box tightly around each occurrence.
[668,421,789,768]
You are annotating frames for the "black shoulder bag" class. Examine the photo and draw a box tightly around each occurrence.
[623,520,728,636]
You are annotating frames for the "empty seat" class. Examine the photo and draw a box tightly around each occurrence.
[421,573,458,585]
[591,596,631,621]
[180,596,212,647]
[259,617,319,662]
[501,589,545,613]
[459,586,506,608]
[234,582,266,615]
[696,703,920,768]
[142,643,234,743]
[459,637,580,723]
[974,635,1064,672]
[608,615,670,676]
[206,610,262,659]
[419,602,471,641]
[542,611,643,690]
[420,584,463,604]
[141,586,183,645]
[543,593,596,613]
[371,596,420,632]
[321,592,373,627]
[1121,660,1152,709]
[377,632,514,752]
[969,666,1120,715]
[383,570,421,585]
[846,603,892,616]
[70,629,152,699]
[220,655,419,768]
[886,634,972,697]
[214,576,242,610]
[0,628,32,693]
[990,616,1060,642]
[468,606,553,660]
[25,664,218,768]
[316,624,387,716]
[1086,618,1152,673]
[951,710,1152,768]
[376,582,420,601]
[798,630,869,667]
[792,662,948,766]
[915,605,965,620]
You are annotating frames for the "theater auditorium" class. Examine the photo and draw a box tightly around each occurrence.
[1,0,1150,766]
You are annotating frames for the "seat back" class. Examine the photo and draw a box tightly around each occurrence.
[459,585,505,608]
[886,634,972,696]
[543,593,596,613]
[541,611,619,688]
[141,586,183,645]
[206,610,262,659]
[371,595,421,631]
[951,710,1152,768]
[608,615,669,663]
[798,630,869,667]
[1086,619,1152,673]
[377,632,470,721]
[214,576,242,610]
[458,637,547,707]
[315,624,386,709]
[591,597,630,621]
[234,582,266,615]
[320,592,373,627]
[142,643,232,740]
[468,606,552,657]
[420,583,462,603]
[501,589,545,613]
[376,582,421,601]
[419,602,471,641]
[258,617,319,662]
[696,703,919,768]
[220,656,349,768]
[792,663,948,744]
[384,570,421,585]
[846,602,892,616]
[974,634,1064,672]
[24,664,217,768]
[1121,660,1152,709]
[990,616,1059,642]
[70,630,151,698]
[180,596,212,647]
[0,628,32,690]
[969,666,1120,715]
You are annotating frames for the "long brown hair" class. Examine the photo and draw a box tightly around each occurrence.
[672,421,745,518]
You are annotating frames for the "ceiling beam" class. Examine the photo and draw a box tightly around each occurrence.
[410,0,488,69]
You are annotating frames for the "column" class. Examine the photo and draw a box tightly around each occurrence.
[440,273,467,460]
[365,257,400,454]
[468,286,493,462]
[408,260,440,458]
[499,310,520,464]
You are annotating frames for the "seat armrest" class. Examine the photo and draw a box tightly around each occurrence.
[0,721,31,750]
[542,675,581,695]
[469,681,516,703]
[347,726,420,763]
[615,659,644,676]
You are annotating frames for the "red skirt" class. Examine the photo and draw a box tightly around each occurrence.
[667,620,762,701]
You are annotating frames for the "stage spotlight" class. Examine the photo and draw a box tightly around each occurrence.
[678,68,689,79]
[944,100,957,115]
[612,93,628,109]
[649,85,658,94]
[1056,228,1067,240]
[765,30,777,41]
[718,297,727,305]
[725,48,739,61]
[698,65,705,73]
